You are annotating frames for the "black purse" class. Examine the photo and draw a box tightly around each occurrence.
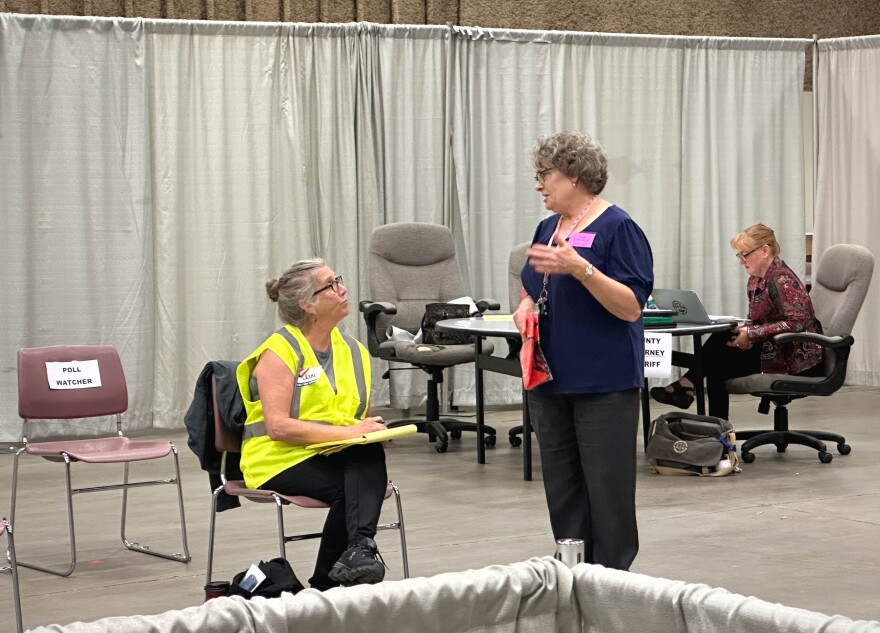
[227,557,305,599]
[420,303,473,345]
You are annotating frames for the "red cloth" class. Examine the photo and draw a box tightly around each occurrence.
[520,312,553,390]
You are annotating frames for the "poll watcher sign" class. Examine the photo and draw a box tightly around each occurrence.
[644,332,672,378]
[46,360,102,389]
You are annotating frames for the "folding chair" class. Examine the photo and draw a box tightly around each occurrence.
[1,518,24,633]
[205,375,409,585]
[10,345,190,577]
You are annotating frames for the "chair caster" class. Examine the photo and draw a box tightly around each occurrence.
[483,434,496,448]
[435,441,449,453]
[818,451,833,464]
[509,435,522,447]
[837,443,851,455]
[742,451,756,464]
[450,430,462,440]
[775,444,787,453]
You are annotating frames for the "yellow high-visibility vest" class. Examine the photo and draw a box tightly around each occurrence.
[237,324,370,489]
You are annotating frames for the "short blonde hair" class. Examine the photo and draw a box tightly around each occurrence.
[533,132,608,195]
[265,258,325,327]
[730,224,781,257]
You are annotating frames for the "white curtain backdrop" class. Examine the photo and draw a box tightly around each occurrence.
[0,15,156,436]
[1,13,811,439]
[451,30,808,401]
[814,36,880,386]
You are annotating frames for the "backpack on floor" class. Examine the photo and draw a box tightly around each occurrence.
[646,412,739,477]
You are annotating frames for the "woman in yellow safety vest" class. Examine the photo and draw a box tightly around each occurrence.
[238,259,389,589]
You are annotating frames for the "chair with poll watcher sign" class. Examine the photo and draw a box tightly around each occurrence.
[11,345,190,577]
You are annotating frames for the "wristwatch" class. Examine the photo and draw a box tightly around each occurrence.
[582,262,594,281]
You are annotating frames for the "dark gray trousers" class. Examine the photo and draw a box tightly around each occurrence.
[528,388,640,570]
[262,443,387,589]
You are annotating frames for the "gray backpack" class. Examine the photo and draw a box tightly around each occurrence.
[646,412,740,477]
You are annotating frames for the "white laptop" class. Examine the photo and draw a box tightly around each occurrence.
[651,289,742,325]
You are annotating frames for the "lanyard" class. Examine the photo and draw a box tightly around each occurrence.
[535,196,597,316]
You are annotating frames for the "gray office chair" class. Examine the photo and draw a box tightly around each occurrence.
[506,241,531,448]
[359,222,499,453]
[726,244,874,463]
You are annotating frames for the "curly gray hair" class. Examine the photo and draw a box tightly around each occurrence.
[533,132,608,195]
[265,258,325,327]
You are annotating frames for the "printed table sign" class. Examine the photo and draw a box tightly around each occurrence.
[644,332,672,378]
[45,360,102,389]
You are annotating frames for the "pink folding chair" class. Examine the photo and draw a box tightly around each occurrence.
[205,374,409,585]
[11,345,191,577]
[1,517,24,633]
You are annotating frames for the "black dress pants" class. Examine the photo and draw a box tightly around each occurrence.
[683,331,761,420]
[528,388,640,571]
[262,443,387,589]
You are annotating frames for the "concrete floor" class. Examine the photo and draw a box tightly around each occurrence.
[1,386,879,630]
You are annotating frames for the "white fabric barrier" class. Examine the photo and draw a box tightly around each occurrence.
[28,557,577,633]
[28,557,880,633]
[573,564,880,633]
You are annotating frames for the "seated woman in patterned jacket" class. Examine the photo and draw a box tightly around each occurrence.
[651,223,823,420]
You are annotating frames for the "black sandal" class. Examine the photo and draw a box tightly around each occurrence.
[649,381,695,409]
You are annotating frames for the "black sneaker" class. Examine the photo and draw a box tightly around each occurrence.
[328,537,387,586]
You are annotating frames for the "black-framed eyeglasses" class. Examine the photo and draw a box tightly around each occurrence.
[312,275,344,297]
[735,246,762,262]
[534,168,553,183]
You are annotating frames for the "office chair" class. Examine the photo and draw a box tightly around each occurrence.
[359,222,499,454]
[726,244,874,463]
[11,345,191,577]
[1,517,24,633]
[506,241,531,448]
[205,375,409,585]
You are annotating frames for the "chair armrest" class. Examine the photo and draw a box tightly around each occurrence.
[359,300,397,318]
[773,332,854,349]
[475,299,501,313]
[359,300,398,359]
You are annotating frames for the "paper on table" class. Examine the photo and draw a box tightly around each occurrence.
[482,314,514,321]
[306,424,418,456]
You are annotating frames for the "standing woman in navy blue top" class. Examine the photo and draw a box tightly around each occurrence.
[513,132,654,571]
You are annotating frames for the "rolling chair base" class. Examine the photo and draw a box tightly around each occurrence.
[739,429,850,464]
[387,418,496,453]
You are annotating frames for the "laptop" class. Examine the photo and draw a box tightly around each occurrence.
[651,289,742,325]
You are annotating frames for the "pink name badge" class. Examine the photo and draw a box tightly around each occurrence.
[568,232,596,248]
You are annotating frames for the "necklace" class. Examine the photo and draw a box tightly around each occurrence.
[555,196,597,244]
[536,196,597,316]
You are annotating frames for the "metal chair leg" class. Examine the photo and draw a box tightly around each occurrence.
[9,450,78,577]
[205,486,224,584]
[2,518,24,633]
[121,445,191,563]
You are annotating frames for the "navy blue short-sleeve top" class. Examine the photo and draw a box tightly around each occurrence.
[521,205,654,394]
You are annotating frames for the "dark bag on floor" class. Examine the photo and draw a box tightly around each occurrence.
[228,557,305,599]
[646,412,739,476]
[421,302,473,345]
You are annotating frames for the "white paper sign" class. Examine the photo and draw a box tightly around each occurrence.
[45,360,103,390]
[643,332,672,378]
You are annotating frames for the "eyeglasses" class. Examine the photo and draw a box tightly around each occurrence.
[534,168,553,183]
[735,246,762,262]
[312,275,344,297]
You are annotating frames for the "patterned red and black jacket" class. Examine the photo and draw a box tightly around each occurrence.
[745,258,823,375]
